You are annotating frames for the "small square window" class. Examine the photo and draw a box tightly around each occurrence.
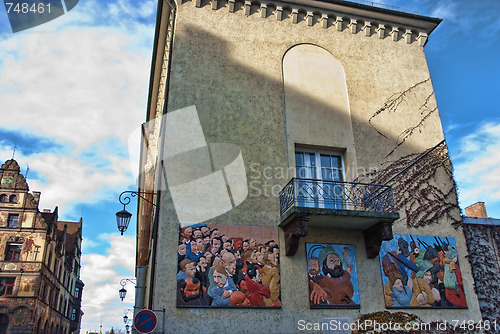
[0,278,15,296]
[7,214,19,228]
[5,243,22,261]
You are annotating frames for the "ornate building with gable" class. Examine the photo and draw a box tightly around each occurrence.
[0,159,84,334]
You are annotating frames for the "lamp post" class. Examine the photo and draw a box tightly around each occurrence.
[119,278,136,301]
[123,308,133,332]
[116,191,156,235]
[123,308,133,324]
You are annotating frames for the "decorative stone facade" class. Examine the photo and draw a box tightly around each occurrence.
[0,159,83,334]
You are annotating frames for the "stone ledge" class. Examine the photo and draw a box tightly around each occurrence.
[182,0,438,46]
[278,206,399,257]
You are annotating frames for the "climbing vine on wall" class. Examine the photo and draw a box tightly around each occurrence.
[462,224,500,327]
[366,142,461,228]
[369,78,438,158]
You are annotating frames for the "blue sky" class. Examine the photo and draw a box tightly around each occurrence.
[0,0,155,332]
[0,0,499,332]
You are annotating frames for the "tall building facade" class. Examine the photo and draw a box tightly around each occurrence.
[133,0,484,332]
[0,159,83,334]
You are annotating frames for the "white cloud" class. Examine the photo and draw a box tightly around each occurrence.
[0,150,134,217]
[0,1,155,332]
[430,0,458,22]
[0,0,154,214]
[80,234,135,332]
[0,27,150,152]
[453,122,500,216]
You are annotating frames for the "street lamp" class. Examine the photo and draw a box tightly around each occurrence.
[116,209,132,235]
[123,309,133,333]
[116,191,156,235]
[119,278,136,301]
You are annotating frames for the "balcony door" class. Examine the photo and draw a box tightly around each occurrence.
[295,150,344,209]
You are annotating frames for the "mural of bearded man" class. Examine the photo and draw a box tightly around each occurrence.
[307,244,359,308]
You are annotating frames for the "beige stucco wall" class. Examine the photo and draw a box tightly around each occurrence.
[151,1,482,332]
[283,44,358,177]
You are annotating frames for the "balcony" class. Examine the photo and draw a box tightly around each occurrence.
[278,178,399,258]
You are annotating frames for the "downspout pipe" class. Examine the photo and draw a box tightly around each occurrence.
[148,0,176,312]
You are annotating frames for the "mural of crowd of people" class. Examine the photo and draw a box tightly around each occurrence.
[177,223,281,308]
[379,234,467,308]
[306,243,360,308]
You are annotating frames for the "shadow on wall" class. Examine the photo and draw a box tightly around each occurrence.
[164,22,457,227]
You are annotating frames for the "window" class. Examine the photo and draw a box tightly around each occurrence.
[7,214,19,227]
[9,195,17,203]
[0,314,7,334]
[40,283,45,301]
[74,287,80,299]
[5,243,22,261]
[32,246,41,261]
[45,286,50,304]
[0,195,7,202]
[47,250,53,270]
[295,150,345,209]
[71,308,76,321]
[0,278,15,296]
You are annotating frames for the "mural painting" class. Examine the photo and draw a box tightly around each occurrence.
[379,234,467,308]
[306,243,360,308]
[177,223,280,308]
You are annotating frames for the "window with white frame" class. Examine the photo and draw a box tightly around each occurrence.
[295,150,345,209]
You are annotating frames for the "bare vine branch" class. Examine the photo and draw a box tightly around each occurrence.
[368,78,435,157]
[365,143,461,228]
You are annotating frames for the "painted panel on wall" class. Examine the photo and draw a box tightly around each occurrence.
[306,243,360,308]
[177,223,280,308]
[379,234,467,308]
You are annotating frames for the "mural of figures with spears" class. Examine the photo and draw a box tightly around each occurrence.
[176,223,281,308]
[306,243,360,308]
[379,234,467,309]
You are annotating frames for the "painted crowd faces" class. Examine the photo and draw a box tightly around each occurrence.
[177,223,280,308]
[379,234,467,309]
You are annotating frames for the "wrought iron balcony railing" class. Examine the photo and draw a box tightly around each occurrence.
[279,178,396,216]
